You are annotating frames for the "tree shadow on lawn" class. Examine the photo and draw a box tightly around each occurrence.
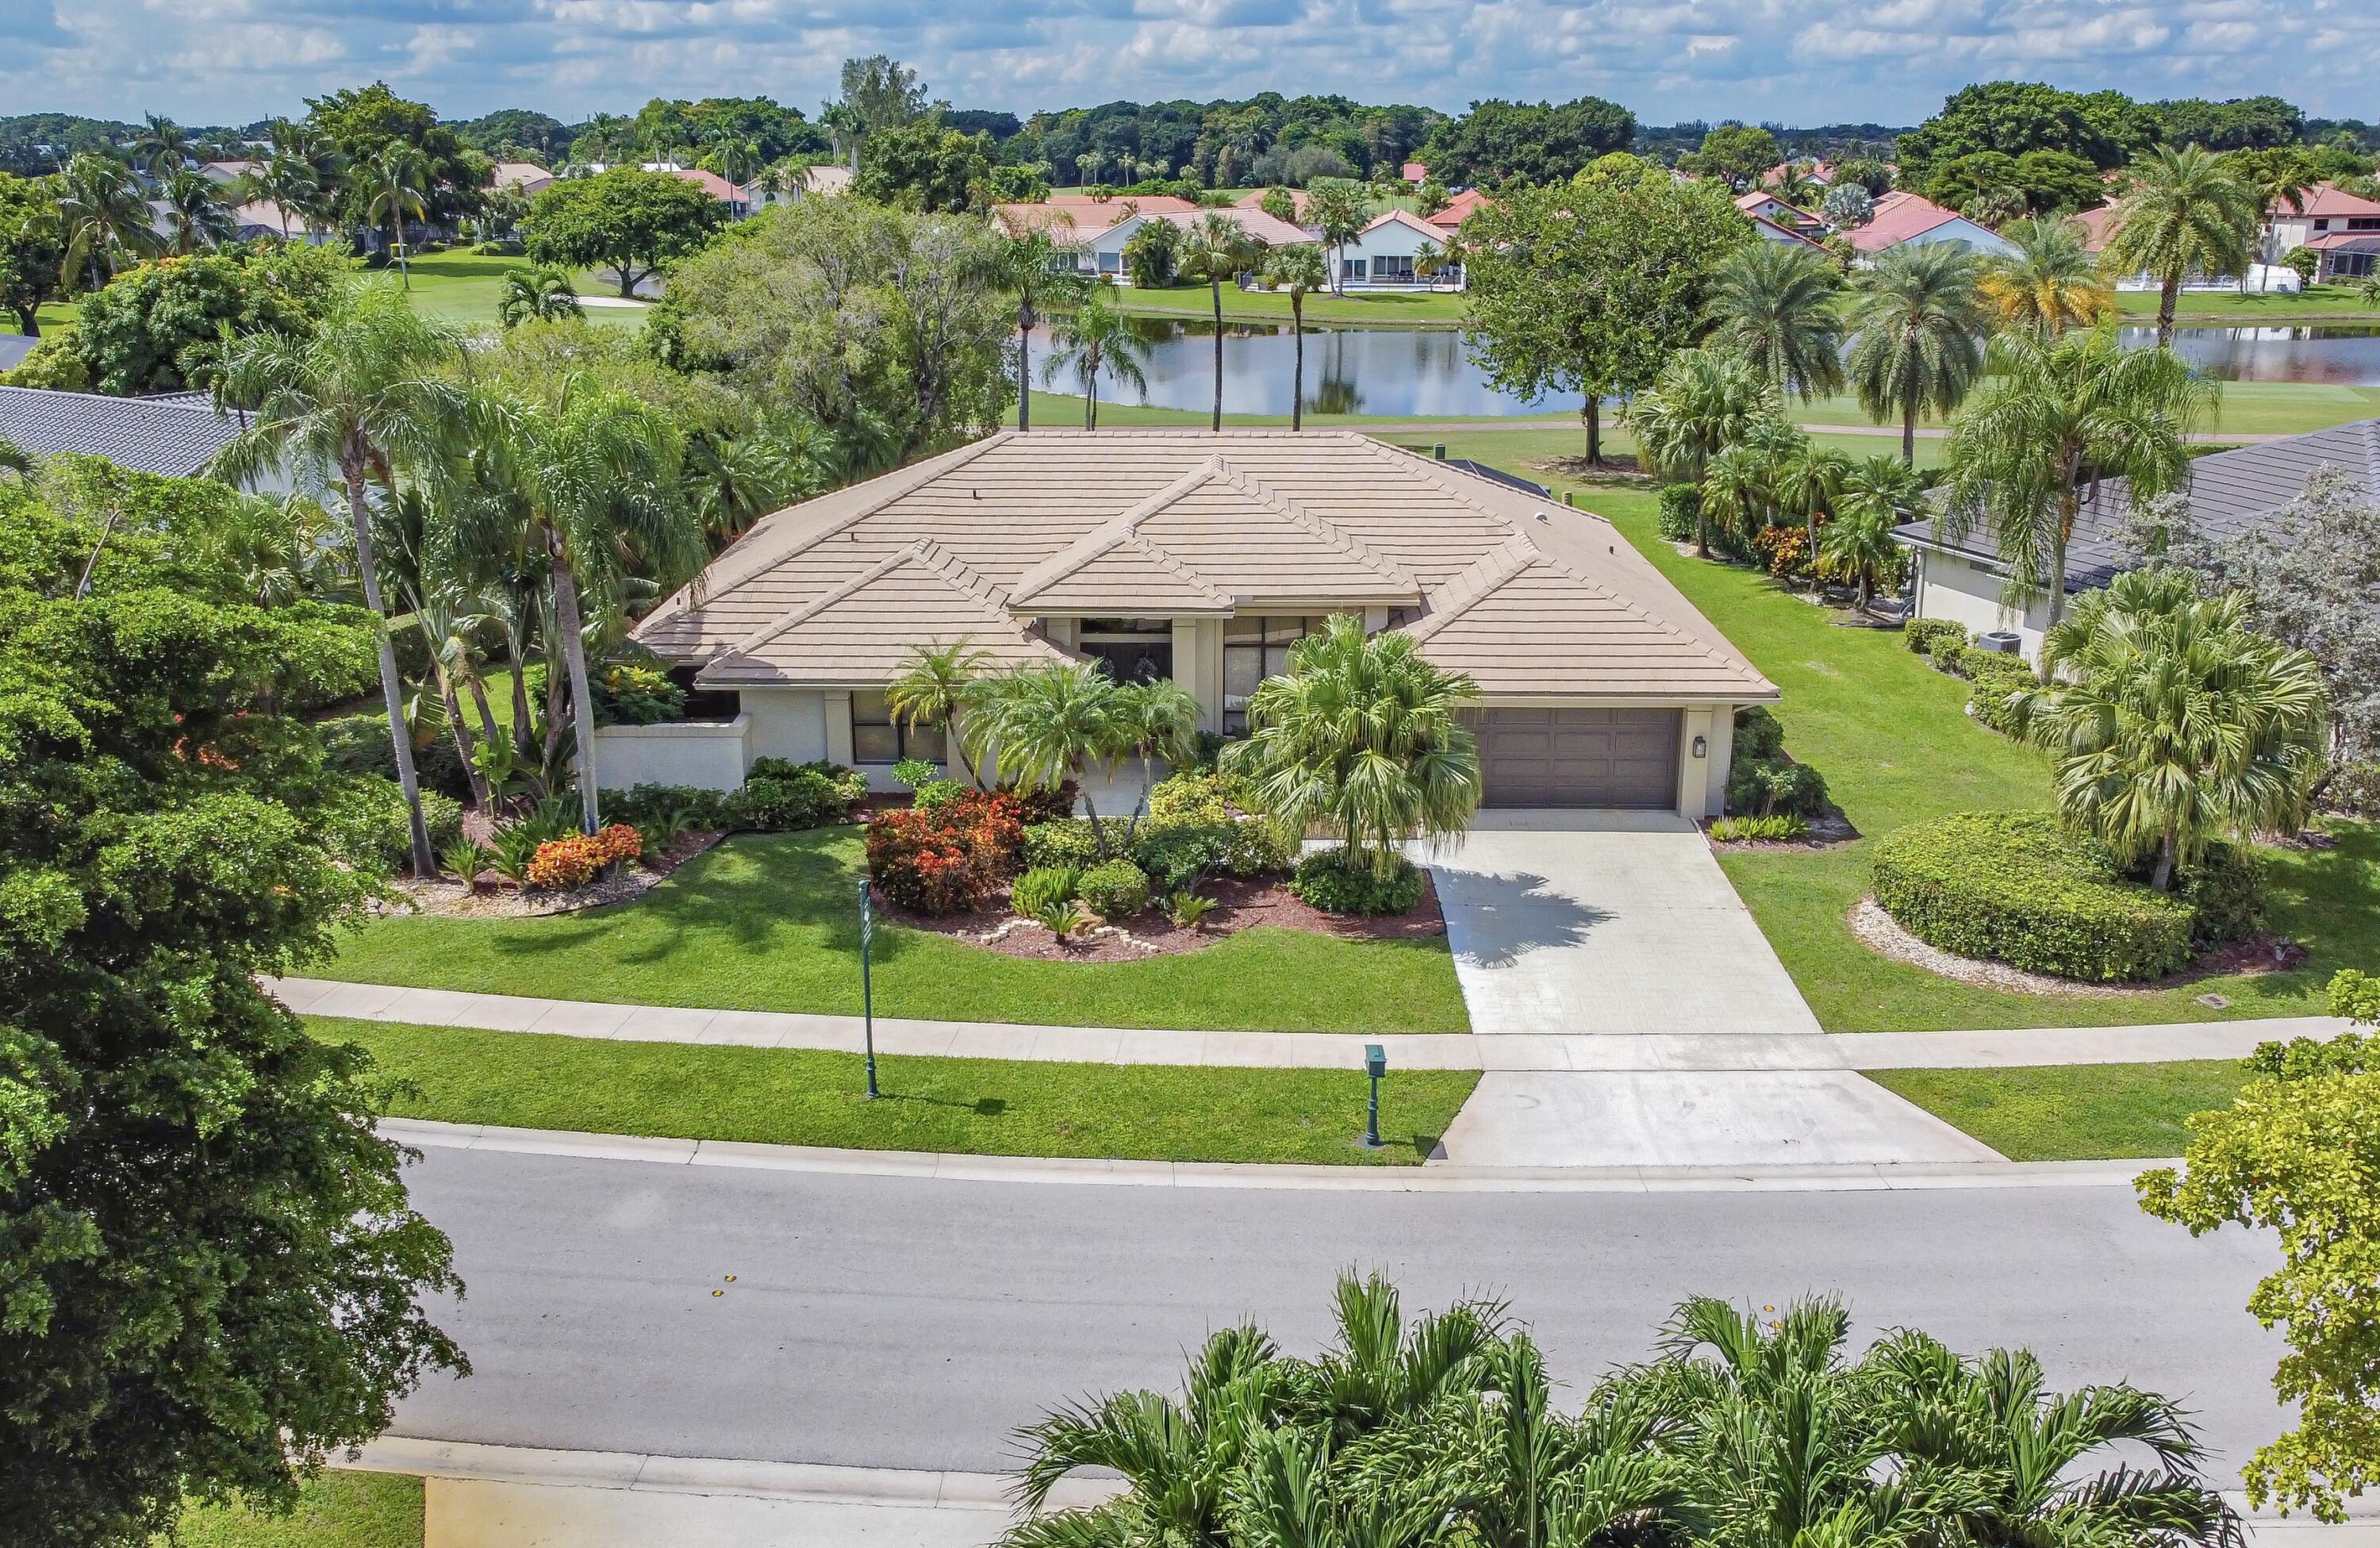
[1436,870,1610,970]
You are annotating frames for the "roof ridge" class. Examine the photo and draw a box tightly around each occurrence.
[731,540,935,659]
[1403,537,1541,643]
[1210,458,1419,591]
[1357,436,1527,532]
[1115,531,1233,606]
[1008,457,1223,601]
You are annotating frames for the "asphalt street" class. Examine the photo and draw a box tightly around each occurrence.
[390,1145,2286,1484]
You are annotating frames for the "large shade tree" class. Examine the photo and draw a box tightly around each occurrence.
[1846,240,1990,466]
[521,167,731,299]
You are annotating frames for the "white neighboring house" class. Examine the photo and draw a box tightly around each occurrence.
[228,202,338,245]
[1733,190,1825,243]
[1328,209,1463,291]
[992,198,1315,282]
[741,163,853,212]
[2264,182,2380,282]
[1844,190,2018,263]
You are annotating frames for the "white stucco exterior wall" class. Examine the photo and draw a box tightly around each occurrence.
[1911,549,2051,659]
[589,716,750,793]
[743,689,831,765]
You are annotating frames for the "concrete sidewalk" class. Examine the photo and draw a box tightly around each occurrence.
[271,977,2344,1073]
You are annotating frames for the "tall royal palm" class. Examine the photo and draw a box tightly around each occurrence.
[1263,242,1330,429]
[56,152,161,293]
[132,113,192,177]
[1941,328,2214,630]
[367,144,432,290]
[1846,240,1989,466]
[1702,240,1846,401]
[159,167,234,254]
[988,225,1090,430]
[2105,144,2260,347]
[2021,568,2327,889]
[1041,290,1152,429]
[208,282,469,876]
[1177,213,1258,430]
[1981,215,2113,337]
[476,379,706,834]
[1623,347,1775,558]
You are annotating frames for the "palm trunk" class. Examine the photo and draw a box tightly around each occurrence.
[2151,826,2178,891]
[1081,787,1108,859]
[1291,295,1305,431]
[548,543,604,835]
[1084,359,1097,429]
[439,666,491,808]
[2157,275,2178,348]
[1902,398,1917,467]
[466,674,504,767]
[343,455,435,877]
[1209,279,1224,430]
[510,653,537,764]
[1017,301,1033,431]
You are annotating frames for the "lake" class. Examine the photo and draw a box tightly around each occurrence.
[1032,320,2380,419]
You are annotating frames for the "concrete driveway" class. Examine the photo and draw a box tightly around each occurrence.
[1418,812,1996,1168]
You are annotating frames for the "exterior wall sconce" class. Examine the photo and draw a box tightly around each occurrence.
[1691,735,1708,759]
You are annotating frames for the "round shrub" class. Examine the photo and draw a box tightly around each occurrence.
[1222,817,1296,877]
[1292,847,1426,917]
[1078,859,1152,920]
[1656,483,1700,541]
[1010,866,1081,919]
[1964,653,2036,736]
[1731,705,1785,764]
[316,776,465,873]
[526,824,641,890]
[1130,822,1230,893]
[1871,812,2198,981]
[726,759,866,831]
[1904,619,1968,657]
[865,791,1026,914]
[2173,842,2267,948]
[1023,817,1103,870]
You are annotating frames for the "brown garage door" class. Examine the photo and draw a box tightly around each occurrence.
[1475,708,1681,809]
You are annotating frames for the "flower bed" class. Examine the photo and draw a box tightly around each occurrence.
[864,790,1027,913]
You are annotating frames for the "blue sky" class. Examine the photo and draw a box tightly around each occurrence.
[6,0,2375,129]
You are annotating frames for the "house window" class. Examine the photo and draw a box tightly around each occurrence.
[2351,218,2380,232]
[1373,255,1415,282]
[1078,617,1173,685]
[850,690,944,765]
[2314,219,2332,231]
[1223,616,1322,734]
[2335,252,2375,279]
[1098,251,1122,273]
[1341,257,1367,282]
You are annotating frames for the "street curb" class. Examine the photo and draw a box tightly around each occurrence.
[382,1116,2165,1193]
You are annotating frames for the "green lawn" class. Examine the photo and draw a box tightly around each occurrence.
[2111,282,2380,322]
[1429,437,2380,1032]
[323,1016,1475,1164]
[1788,382,2380,441]
[1865,1062,2248,1161]
[321,827,1469,1032]
[175,1471,420,1548]
[1110,285,1469,329]
[394,252,645,330]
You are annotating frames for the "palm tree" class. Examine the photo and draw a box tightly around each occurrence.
[158,166,234,254]
[1623,348,1775,558]
[497,265,582,326]
[681,428,809,544]
[1285,1271,1506,1442]
[1263,243,1330,429]
[236,136,321,241]
[965,662,1132,853]
[1222,613,1480,881]
[2225,148,2319,290]
[366,144,432,290]
[1304,179,1368,298]
[1109,678,1201,839]
[1941,328,2214,629]
[1699,443,1773,553]
[989,226,1091,431]
[1177,213,1259,431]
[207,282,469,877]
[132,113,192,177]
[1702,240,1846,401]
[1981,215,2113,336]
[2017,568,2327,889]
[2106,145,2260,347]
[1845,240,1989,466]
[1818,455,1922,608]
[56,152,161,294]
[1773,440,1851,555]
[1041,290,1152,428]
[474,378,706,833]
[889,639,994,787]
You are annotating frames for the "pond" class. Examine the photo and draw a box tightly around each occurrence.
[1031,319,2380,420]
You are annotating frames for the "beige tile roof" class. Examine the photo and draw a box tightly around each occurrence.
[639,429,1775,703]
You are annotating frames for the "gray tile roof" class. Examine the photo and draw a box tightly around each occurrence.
[0,336,34,372]
[1895,417,2380,591]
[0,385,241,478]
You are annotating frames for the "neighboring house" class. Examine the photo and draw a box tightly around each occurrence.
[743,163,853,210]
[1330,209,1462,290]
[0,336,36,374]
[228,201,336,245]
[612,429,1776,815]
[2086,194,2305,292]
[2071,202,2123,254]
[1844,190,2018,261]
[1762,159,1836,190]
[197,159,256,186]
[1233,186,1311,222]
[994,198,1311,282]
[1425,188,1492,236]
[1735,190,1825,243]
[492,161,556,198]
[663,167,750,217]
[2265,182,2380,281]
[1894,417,2380,659]
[0,385,241,478]
[1401,160,1429,184]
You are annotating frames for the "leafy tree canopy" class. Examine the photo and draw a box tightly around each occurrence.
[302,83,480,225]
[1898,82,2163,196]
[2151,94,2308,152]
[66,245,351,396]
[1007,93,1442,190]
[0,467,464,1548]
[1678,122,1781,190]
[0,170,66,334]
[520,167,729,298]
[1418,95,1637,186]
[452,106,575,164]
[853,122,997,213]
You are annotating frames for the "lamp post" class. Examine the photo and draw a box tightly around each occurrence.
[858,878,879,1100]
[1362,1043,1385,1150]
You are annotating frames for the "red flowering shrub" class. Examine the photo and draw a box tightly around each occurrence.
[1002,780,1080,825]
[1755,518,1823,580]
[527,824,643,890]
[866,792,1026,913]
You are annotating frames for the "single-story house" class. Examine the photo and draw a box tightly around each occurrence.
[2265,183,2380,282]
[1401,161,1430,184]
[228,201,336,245]
[492,162,556,198]
[1425,189,1492,236]
[1330,209,1462,290]
[1234,186,1311,222]
[1762,159,1836,190]
[612,429,1776,816]
[744,163,853,210]
[994,198,1311,282]
[197,159,256,186]
[1893,417,2380,658]
[1845,191,2018,262]
[0,385,241,478]
[1735,190,1824,241]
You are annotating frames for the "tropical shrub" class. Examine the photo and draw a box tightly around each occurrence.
[1656,482,1701,540]
[1078,859,1153,920]
[602,782,731,832]
[1904,617,1969,655]
[1752,519,1820,579]
[440,839,493,892]
[1710,813,1810,841]
[1130,822,1231,893]
[1221,818,1298,877]
[526,824,642,890]
[1010,866,1081,919]
[1871,811,2198,980]
[1292,847,1426,916]
[318,777,464,870]
[2174,841,2267,947]
[865,790,1026,913]
[1023,817,1103,870]
[914,778,966,812]
[1964,650,2036,734]
[1004,779,1080,825]
[315,713,470,800]
[1148,768,1250,825]
[592,662,685,726]
[1166,890,1219,929]
[726,759,868,832]
[1727,757,1829,817]
[891,757,939,790]
[1731,704,1787,762]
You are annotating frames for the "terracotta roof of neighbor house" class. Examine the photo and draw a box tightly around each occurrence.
[638,430,1777,701]
[992,194,1199,239]
[1846,190,1968,254]
[1154,207,1313,246]
[2292,183,2380,219]
[668,167,743,202]
[0,385,240,477]
[2071,202,2123,252]
[1426,190,1493,230]
[1235,187,1313,221]
[1357,209,1445,242]
[1402,161,1429,182]
[1895,417,2380,592]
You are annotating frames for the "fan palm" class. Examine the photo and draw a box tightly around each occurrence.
[1263,243,1330,429]
[1846,241,1989,466]
[988,225,1092,431]
[366,144,431,290]
[889,639,994,787]
[1980,215,2113,337]
[1622,348,1775,559]
[497,265,582,326]
[1178,213,1260,430]
[1042,290,1152,429]
[208,282,470,876]
[1817,455,1922,607]
[2105,145,2260,347]
[158,166,234,253]
[1940,328,2214,628]
[1702,241,1846,401]
[1773,441,1852,555]
[56,152,161,293]
[1221,613,1481,880]
[2017,568,2327,889]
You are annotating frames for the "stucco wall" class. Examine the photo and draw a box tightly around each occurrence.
[1913,550,2050,659]
[589,716,750,793]
[743,689,830,765]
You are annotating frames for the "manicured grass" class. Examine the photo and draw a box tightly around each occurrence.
[1429,433,2380,1031]
[2112,282,2380,321]
[1109,285,1469,329]
[395,252,644,330]
[322,1016,1475,1164]
[1790,382,2380,441]
[321,827,1469,1032]
[175,1471,421,1548]
[1865,1062,2248,1161]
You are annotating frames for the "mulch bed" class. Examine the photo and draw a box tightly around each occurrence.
[880,871,1447,963]
[1701,812,1861,852]
[1848,896,2305,998]
[382,829,726,919]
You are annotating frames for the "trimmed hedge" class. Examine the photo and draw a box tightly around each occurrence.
[1871,812,2198,981]
[1292,848,1426,917]
[1961,651,2035,735]
[1904,619,1967,657]
[1023,817,1104,870]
